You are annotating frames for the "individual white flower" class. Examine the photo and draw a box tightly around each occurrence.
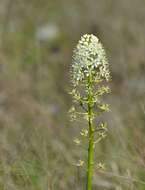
[73,138,81,145]
[80,129,88,137]
[75,160,84,167]
[97,162,106,170]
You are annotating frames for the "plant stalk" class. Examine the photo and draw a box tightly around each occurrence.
[86,77,94,190]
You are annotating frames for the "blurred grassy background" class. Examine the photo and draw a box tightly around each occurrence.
[0,0,145,189]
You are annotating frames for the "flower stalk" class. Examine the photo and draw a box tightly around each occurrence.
[69,34,111,190]
[86,75,95,190]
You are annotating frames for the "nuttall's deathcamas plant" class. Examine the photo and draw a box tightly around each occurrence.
[69,34,111,190]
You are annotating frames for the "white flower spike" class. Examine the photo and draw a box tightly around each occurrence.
[72,34,110,87]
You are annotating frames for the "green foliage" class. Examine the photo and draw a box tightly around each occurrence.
[10,160,42,186]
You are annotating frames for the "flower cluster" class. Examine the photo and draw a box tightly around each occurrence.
[71,34,110,87]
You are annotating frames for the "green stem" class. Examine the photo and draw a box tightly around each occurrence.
[86,77,94,190]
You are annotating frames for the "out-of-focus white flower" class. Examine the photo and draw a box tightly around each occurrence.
[73,138,81,145]
[36,24,59,41]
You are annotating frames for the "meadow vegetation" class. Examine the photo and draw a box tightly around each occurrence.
[0,0,145,189]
